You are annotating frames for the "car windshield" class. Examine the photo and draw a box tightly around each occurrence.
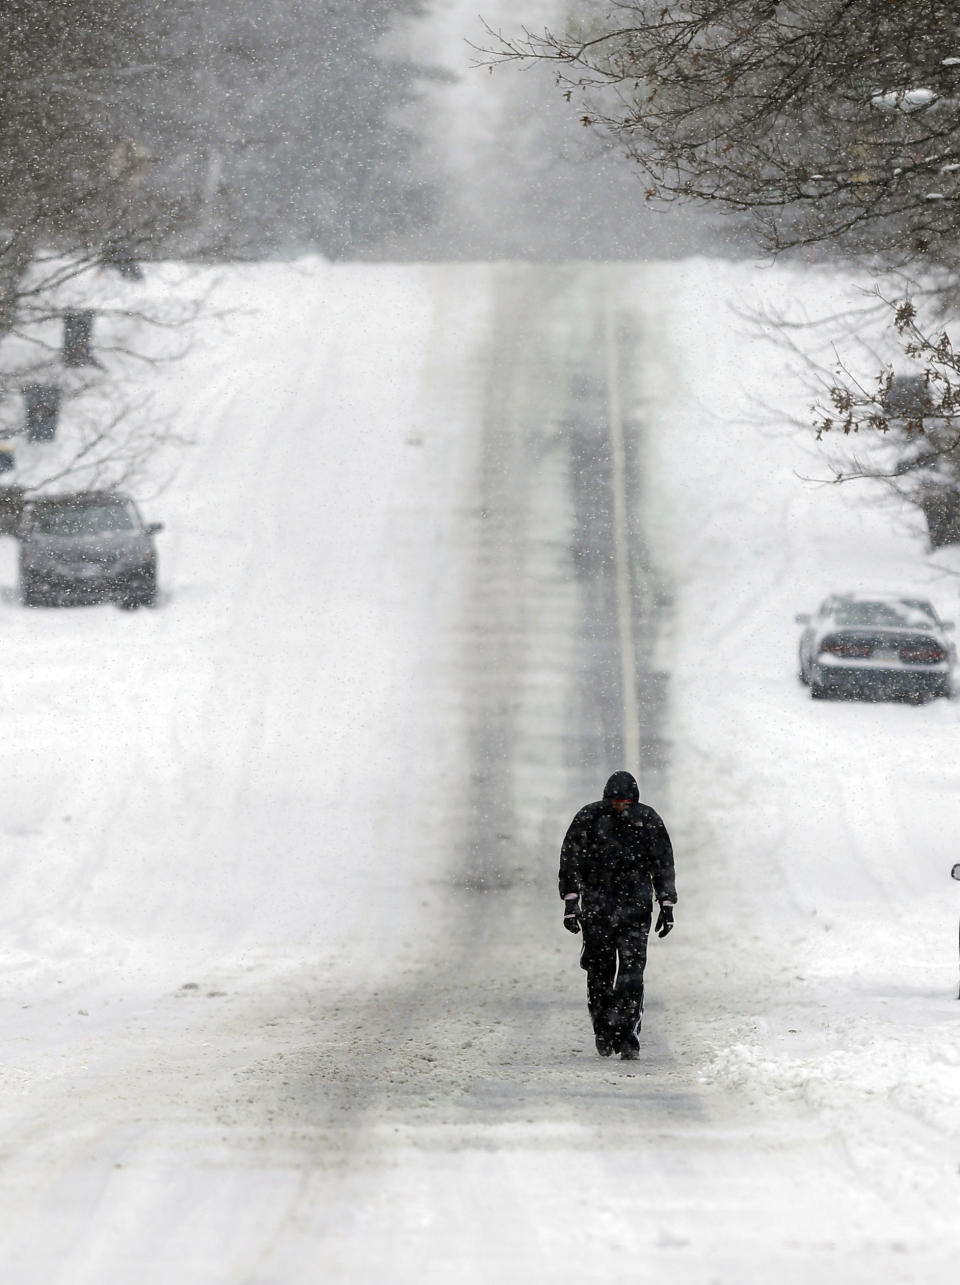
[31,503,138,536]
[832,600,935,629]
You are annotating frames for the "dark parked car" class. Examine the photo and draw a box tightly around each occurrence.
[797,593,954,701]
[18,491,162,609]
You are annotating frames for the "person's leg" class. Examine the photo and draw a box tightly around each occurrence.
[579,918,618,1054]
[610,910,652,1055]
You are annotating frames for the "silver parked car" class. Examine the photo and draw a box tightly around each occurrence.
[796,593,955,701]
[18,491,162,609]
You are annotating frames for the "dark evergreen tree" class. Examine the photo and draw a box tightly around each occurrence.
[138,0,435,258]
[0,0,158,330]
[0,0,151,243]
[0,0,435,273]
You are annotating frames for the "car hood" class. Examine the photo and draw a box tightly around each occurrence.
[23,531,151,559]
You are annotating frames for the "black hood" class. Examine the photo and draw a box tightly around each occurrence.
[602,771,639,803]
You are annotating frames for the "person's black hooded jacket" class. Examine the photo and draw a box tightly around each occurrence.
[558,771,676,912]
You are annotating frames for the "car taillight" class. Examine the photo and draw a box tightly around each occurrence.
[819,636,873,658]
[899,643,947,664]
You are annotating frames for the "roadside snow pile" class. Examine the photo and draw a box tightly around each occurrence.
[633,259,960,1198]
[703,1026,960,1120]
[0,257,494,979]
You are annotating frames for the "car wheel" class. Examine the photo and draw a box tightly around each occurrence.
[21,572,46,607]
[117,570,157,610]
[810,680,828,700]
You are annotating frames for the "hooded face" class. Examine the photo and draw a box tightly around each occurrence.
[602,771,639,812]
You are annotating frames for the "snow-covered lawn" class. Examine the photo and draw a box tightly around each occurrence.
[641,260,960,1259]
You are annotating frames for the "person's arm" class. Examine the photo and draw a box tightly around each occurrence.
[559,807,593,932]
[647,812,677,937]
[647,810,677,908]
[558,807,591,899]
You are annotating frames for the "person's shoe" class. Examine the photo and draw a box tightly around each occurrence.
[595,1033,616,1057]
[618,1032,641,1060]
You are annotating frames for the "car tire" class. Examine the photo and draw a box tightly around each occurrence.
[117,569,157,610]
[21,571,46,607]
[810,680,828,700]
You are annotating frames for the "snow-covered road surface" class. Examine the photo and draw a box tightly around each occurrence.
[1,259,959,1283]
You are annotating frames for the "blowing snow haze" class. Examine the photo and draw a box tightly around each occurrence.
[5,2,960,1283]
[162,0,716,260]
[0,0,713,262]
[0,0,436,263]
[390,0,716,260]
[138,0,435,258]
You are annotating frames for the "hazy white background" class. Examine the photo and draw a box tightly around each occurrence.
[0,3,958,1283]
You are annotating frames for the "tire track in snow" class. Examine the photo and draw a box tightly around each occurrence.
[229,265,698,1155]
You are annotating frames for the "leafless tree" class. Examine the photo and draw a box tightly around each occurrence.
[0,3,206,506]
[484,3,960,541]
[483,2,960,267]
[806,298,960,544]
[0,252,209,518]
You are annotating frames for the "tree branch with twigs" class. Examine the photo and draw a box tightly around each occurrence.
[482,1,960,544]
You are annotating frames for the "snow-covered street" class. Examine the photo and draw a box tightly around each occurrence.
[1,257,959,1283]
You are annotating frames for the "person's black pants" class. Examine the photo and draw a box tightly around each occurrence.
[579,904,651,1048]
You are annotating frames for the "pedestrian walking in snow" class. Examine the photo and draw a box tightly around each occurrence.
[559,770,677,1059]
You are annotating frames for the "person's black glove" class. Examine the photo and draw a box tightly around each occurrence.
[563,895,582,934]
[655,904,674,938]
